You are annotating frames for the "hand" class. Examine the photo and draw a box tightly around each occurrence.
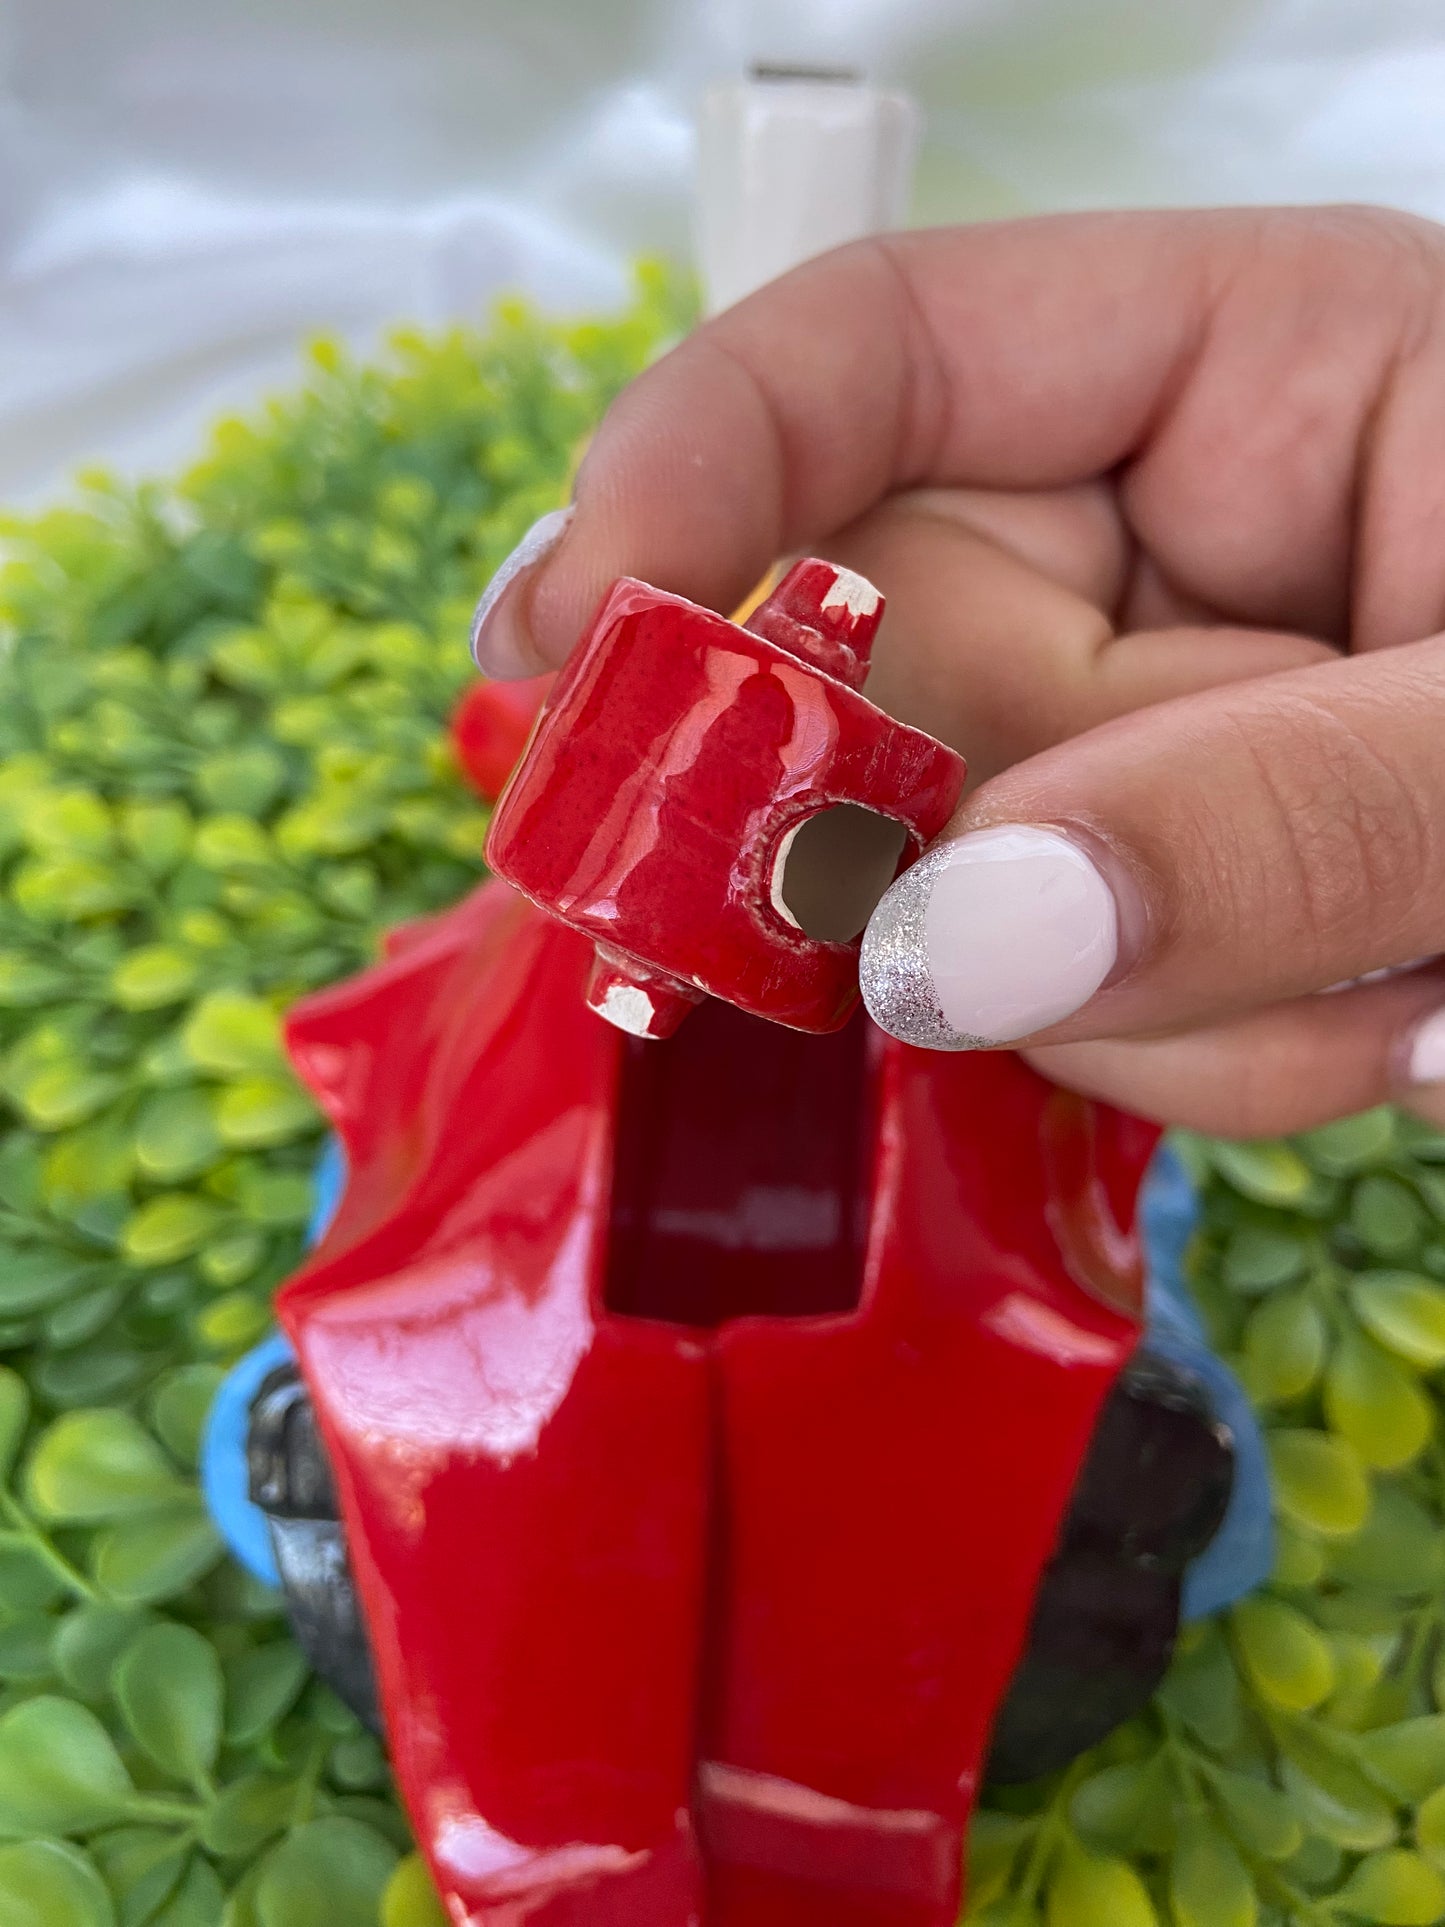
[470,207,1445,1138]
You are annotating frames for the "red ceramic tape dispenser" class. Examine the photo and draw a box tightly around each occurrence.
[277,559,1159,1927]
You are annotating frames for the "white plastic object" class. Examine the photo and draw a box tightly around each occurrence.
[696,68,922,315]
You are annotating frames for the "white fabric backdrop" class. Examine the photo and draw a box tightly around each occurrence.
[2,0,1443,501]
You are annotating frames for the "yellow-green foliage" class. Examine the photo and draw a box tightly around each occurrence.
[0,265,689,1927]
[970,1115,1445,1927]
[0,261,1443,1926]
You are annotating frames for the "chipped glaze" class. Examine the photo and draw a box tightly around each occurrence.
[484,559,965,1039]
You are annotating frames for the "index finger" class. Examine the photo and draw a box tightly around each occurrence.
[499,206,1439,675]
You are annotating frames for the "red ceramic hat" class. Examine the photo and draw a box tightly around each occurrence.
[485,559,966,1038]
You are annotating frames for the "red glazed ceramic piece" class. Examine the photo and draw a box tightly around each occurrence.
[485,560,966,1039]
[452,672,555,802]
[277,878,1157,1927]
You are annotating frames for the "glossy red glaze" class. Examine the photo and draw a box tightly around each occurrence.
[277,879,1159,1927]
[485,562,966,1038]
[451,673,555,802]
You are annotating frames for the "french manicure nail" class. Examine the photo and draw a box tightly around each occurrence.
[859,824,1120,1049]
[469,505,575,677]
[1407,1007,1445,1088]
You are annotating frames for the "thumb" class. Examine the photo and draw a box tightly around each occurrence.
[860,632,1445,1050]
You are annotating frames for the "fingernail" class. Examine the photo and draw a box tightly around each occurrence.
[1406,1007,1445,1089]
[469,505,574,678]
[859,824,1120,1049]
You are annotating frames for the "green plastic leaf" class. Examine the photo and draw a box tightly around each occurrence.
[1273,1520,1327,1587]
[1295,1107,1398,1175]
[181,994,283,1078]
[223,1644,310,1749]
[1210,1141,1314,1207]
[966,1811,1036,1916]
[196,748,286,816]
[192,1292,270,1354]
[1268,1429,1371,1538]
[0,1697,134,1836]
[51,1607,154,1702]
[33,1348,146,1413]
[1337,1850,1445,1925]
[0,1138,41,1214]
[328,1734,388,1792]
[381,1856,449,1927]
[133,1091,222,1184]
[0,1535,66,1612]
[199,1774,294,1859]
[1356,1717,1445,1804]
[110,947,199,1013]
[1243,1290,1327,1402]
[0,1613,59,1684]
[119,801,193,876]
[120,1195,222,1266]
[113,1624,222,1790]
[1351,1273,1445,1369]
[1353,1175,1429,1259]
[17,1067,124,1134]
[198,1230,265,1289]
[229,1169,311,1228]
[1045,1844,1157,1927]
[192,817,273,871]
[1326,1329,1434,1471]
[1170,1814,1255,1927]
[1157,1625,1244,1753]
[1328,1484,1445,1595]
[26,1410,186,1526]
[0,1249,96,1318]
[0,955,73,1008]
[1276,1721,1397,1851]
[213,1076,315,1150]
[148,1368,224,1471]
[90,1506,222,1606]
[1222,1225,1310,1294]
[0,1368,29,1479]
[219,1865,263,1927]
[1204,1766,1303,1861]
[90,1826,188,1927]
[0,1838,116,1927]
[26,1412,184,1523]
[22,791,114,860]
[1233,1596,1336,1711]
[255,1818,398,1927]
[1070,1758,1172,1856]
[1417,1784,1445,1871]
[149,1855,224,1927]
[43,1284,126,1352]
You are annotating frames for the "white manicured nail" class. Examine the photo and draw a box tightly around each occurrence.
[1408,1007,1445,1087]
[859,825,1120,1049]
[469,506,574,678]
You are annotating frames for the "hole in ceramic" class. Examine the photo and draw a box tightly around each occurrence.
[605,999,869,1326]
[772,804,910,944]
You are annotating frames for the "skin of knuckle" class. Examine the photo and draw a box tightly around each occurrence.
[1230,689,1433,970]
[1277,204,1445,287]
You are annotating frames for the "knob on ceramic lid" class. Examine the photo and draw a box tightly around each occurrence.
[743,555,882,689]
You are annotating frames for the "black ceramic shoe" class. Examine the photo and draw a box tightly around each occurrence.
[246,1362,381,1734]
[985,1348,1235,1783]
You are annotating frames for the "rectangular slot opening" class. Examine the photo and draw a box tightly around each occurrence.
[604,1000,872,1327]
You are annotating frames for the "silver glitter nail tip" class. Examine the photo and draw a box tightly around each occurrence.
[469,505,575,666]
[859,845,994,1051]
